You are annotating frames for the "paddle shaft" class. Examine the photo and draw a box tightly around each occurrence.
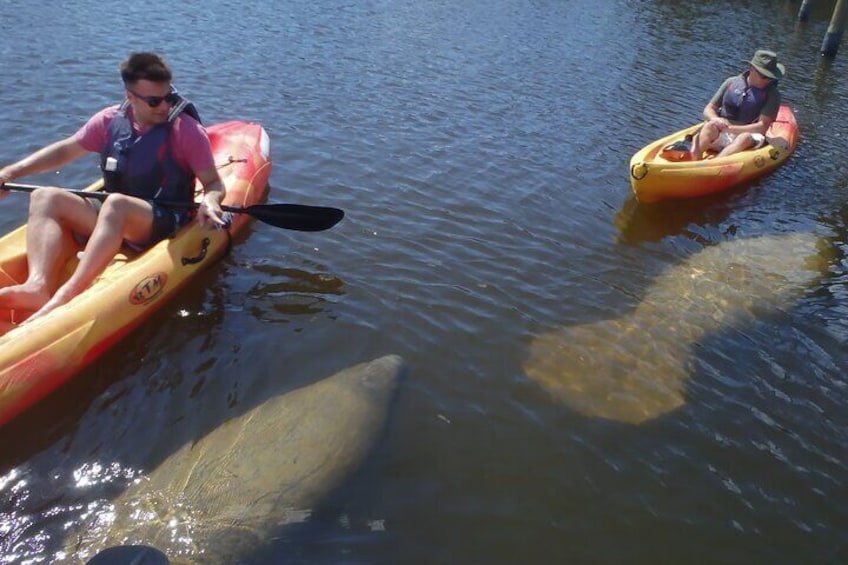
[2,182,344,232]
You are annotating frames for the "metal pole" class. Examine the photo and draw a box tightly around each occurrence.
[822,0,848,57]
[799,0,817,22]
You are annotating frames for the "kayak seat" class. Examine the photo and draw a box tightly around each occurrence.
[660,138,693,162]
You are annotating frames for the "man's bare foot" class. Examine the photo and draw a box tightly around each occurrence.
[0,284,51,312]
[24,284,81,325]
[25,294,69,324]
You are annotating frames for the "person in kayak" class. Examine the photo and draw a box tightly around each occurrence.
[0,52,227,323]
[689,49,785,160]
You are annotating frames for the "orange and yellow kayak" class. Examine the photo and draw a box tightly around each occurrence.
[629,105,798,203]
[0,120,271,427]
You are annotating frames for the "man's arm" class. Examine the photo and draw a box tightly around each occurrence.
[196,166,227,226]
[0,137,88,186]
[702,101,722,122]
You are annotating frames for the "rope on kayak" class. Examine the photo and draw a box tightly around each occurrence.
[216,156,248,169]
[192,156,249,199]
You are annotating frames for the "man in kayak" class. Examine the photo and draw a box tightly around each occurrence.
[689,49,785,160]
[0,52,227,323]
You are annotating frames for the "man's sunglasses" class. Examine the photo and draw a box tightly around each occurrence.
[127,86,179,108]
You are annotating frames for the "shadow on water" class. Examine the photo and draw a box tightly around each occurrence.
[0,246,351,464]
[243,266,345,320]
[0,265,229,472]
[615,150,807,246]
[614,191,744,246]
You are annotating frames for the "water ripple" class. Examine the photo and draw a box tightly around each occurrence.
[1,0,848,563]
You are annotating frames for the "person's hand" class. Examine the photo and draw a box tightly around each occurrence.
[708,117,729,132]
[198,191,227,228]
[0,167,15,201]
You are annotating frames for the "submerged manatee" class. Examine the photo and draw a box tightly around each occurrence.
[523,233,829,424]
[60,354,406,564]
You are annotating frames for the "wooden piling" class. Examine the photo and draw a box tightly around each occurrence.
[822,0,848,56]
[799,0,817,22]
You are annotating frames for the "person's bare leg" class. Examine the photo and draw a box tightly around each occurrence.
[690,122,719,160]
[0,187,97,313]
[717,133,754,158]
[26,194,155,322]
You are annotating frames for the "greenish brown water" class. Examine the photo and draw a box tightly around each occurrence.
[1,1,847,563]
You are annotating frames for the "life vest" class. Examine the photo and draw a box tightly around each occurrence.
[719,73,773,125]
[100,94,202,201]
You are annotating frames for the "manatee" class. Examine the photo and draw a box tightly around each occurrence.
[58,354,406,564]
[523,233,829,424]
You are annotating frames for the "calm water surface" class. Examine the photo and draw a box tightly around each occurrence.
[1,1,847,563]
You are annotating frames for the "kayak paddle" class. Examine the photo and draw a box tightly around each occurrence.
[2,182,344,232]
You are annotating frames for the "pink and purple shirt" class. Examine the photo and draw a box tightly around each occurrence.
[73,104,215,175]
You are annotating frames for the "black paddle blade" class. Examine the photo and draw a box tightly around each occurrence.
[235,203,345,232]
[85,545,170,565]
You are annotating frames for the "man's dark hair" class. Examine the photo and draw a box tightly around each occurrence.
[120,52,172,85]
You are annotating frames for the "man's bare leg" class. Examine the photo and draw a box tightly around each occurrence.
[26,194,155,322]
[717,133,755,158]
[0,187,97,314]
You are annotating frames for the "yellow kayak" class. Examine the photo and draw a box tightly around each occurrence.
[0,120,271,427]
[629,105,798,203]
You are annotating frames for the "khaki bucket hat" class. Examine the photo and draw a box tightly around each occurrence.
[748,49,786,80]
